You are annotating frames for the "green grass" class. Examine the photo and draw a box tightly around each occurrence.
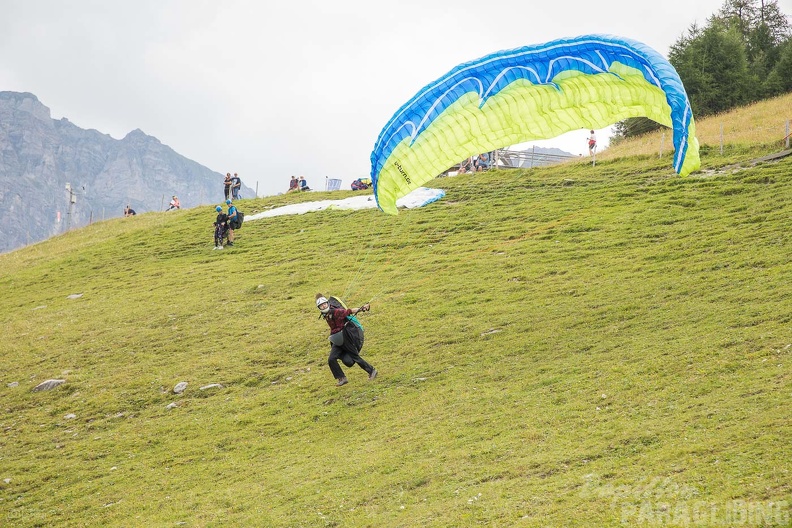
[1,143,791,527]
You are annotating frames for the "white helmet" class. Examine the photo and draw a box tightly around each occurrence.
[316,296,330,313]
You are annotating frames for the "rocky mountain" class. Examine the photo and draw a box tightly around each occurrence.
[0,91,251,253]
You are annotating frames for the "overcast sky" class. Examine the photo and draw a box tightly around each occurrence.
[1,0,747,196]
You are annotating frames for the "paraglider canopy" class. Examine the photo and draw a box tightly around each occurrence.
[370,34,700,215]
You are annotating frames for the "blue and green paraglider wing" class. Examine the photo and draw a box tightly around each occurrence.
[370,34,700,215]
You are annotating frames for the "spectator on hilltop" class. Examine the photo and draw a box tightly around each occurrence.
[224,173,233,200]
[287,176,299,193]
[167,195,181,210]
[124,205,136,216]
[459,156,474,174]
[475,152,490,172]
[213,205,228,250]
[232,173,242,200]
[225,199,238,247]
[299,176,310,191]
[588,130,597,156]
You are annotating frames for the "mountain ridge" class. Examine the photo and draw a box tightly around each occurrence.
[0,91,250,253]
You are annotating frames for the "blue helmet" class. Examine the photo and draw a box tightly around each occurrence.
[226,199,232,205]
[215,206,222,212]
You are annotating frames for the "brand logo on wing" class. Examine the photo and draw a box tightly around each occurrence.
[394,161,412,184]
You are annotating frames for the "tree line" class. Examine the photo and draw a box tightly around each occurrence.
[613,0,791,140]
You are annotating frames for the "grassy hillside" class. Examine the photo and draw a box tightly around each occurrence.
[602,92,792,160]
[1,113,791,526]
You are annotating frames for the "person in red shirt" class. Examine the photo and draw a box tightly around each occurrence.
[588,130,597,156]
[316,294,377,386]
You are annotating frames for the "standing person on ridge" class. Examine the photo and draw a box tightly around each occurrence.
[223,173,233,200]
[232,173,242,200]
[316,293,377,386]
[588,130,597,156]
[225,199,238,247]
[213,205,228,250]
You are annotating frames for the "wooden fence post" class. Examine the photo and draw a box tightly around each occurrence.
[720,123,724,155]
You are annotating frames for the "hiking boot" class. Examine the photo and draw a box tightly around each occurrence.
[368,369,378,381]
[336,377,348,387]
[226,242,234,246]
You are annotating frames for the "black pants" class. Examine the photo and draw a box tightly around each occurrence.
[328,325,374,379]
[214,224,226,246]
